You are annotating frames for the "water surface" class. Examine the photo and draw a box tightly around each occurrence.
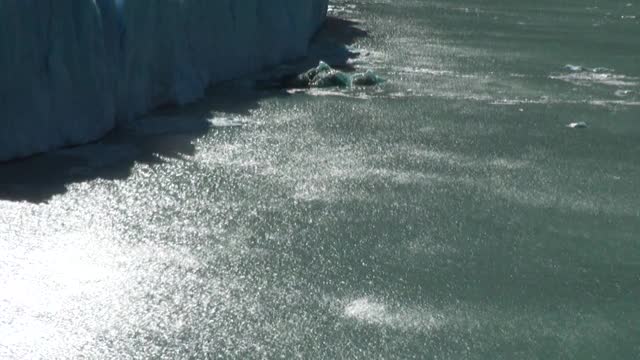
[1,1,639,358]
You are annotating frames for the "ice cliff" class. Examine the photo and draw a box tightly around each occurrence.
[0,0,328,161]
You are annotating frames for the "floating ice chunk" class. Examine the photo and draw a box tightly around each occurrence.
[288,61,347,88]
[352,69,386,86]
[566,121,588,129]
[317,61,332,73]
[288,61,385,88]
[564,64,586,72]
[311,69,352,87]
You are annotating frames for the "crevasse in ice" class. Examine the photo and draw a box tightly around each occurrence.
[0,0,329,161]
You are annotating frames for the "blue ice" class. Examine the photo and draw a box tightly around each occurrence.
[0,0,329,161]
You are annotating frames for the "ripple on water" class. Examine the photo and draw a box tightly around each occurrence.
[551,66,639,87]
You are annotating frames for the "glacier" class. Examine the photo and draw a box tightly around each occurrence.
[0,0,329,161]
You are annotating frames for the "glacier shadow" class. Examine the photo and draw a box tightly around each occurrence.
[0,16,367,203]
[0,88,265,203]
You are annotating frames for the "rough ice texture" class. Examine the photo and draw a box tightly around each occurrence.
[0,0,328,161]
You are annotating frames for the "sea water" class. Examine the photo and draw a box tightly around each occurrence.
[1,0,639,358]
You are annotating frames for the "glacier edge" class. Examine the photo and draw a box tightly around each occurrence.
[0,0,329,161]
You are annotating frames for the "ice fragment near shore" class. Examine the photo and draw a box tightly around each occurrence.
[290,61,385,88]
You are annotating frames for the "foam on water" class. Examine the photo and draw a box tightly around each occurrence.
[552,65,639,87]
[551,72,639,87]
[208,117,247,128]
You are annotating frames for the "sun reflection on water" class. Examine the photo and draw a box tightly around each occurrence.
[0,229,125,358]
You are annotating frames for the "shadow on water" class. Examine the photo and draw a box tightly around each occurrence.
[0,16,366,203]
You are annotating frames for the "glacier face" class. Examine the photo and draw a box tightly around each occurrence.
[0,0,328,161]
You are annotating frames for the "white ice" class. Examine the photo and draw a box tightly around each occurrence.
[0,0,328,161]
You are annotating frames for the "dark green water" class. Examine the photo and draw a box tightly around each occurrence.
[1,1,639,358]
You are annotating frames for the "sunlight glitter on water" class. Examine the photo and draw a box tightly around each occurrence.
[1,0,639,358]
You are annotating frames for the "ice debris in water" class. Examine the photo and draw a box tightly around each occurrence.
[352,70,386,86]
[564,64,586,72]
[288,61,385,88]
[566,121,588,129]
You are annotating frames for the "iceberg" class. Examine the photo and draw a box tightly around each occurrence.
[284,61,385,88]
[351,69,386,87]
[0,0,328,161]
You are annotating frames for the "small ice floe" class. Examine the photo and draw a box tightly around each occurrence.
[351,69,385,86]
[564,64,586,72]
[285,61,385,89]
[566,121,588,129]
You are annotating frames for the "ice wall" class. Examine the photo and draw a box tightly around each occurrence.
[0,0,328,161]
